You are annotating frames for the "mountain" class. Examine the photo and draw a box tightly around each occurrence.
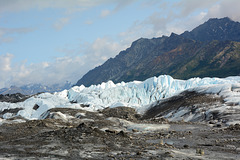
[76,17,240,87]
[181,17,240,42]
[0,81,72,95]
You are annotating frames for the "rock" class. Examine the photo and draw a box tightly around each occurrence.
[196,148,204,156]
[226,123,240,130]
[183,144,189,148]
[132,129,138,132]
[77,123,86,129]
[164,152,174,158]
[196,148,200,154]
[209,120,216,124]
[0,93,30,103]
[136,151,142,155]
[117,130,127,137]
[33,104,40,110]
[226,145,236,150]
[160,139,164,145]
[102,107,139,121]
[214,123,222,128]
[200,149,204,156]
[105,129,118,134]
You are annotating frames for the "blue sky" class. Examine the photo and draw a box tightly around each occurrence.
[0,0,240,88]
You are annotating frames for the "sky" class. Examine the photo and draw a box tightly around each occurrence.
[0,0,240,88]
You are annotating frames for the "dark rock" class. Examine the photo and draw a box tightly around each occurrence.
[33,104,40,110]
[215,124,222,128]
[0,93,30,103]
[102,106,140,121]
[0,108,23,118]
[132,129,138,132]
[136,151,142,155]
[209,120,216,124]
[183,144,189,148]
[80,104,90,107]
[226,123,240,130]
[105,129,117,134]
[142,91,224,120]
[117,130,127,137]
[77,123,86,129]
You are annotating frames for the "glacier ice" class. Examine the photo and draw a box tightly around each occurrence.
[62,75,240,111]
[0,75,240,121]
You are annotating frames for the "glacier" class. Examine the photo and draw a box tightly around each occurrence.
[0,75,240,123]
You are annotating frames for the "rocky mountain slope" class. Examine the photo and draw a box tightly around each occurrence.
[181,17,240,42]
[76,17,240,87]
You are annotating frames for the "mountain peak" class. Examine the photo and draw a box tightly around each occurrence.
[76,18,240,87]
[207,17,232,22]
[181,17,240,42]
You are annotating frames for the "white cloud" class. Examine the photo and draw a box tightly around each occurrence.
[0,0,136,14]
[100,9,110,17]
[0,0,137,34]
[0,0,100,13]
[0,53,14,88]
[84,20,93,25]
[0,27,34,44]
[0,36,127,88]
[83,37,127,66]
[175,0,240,22]
[53,17,70,30]
[0,55,85,87]
[0,53,13,72]
[174,0,219,17]
[206,0,240,21]
[112,0,136,12]
[118,0,240,40]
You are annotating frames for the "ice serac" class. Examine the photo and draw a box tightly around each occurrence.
[65,75,240,112]
[1,75,240,123]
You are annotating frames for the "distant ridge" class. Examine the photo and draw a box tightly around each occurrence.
[0,82,72,95]
[76,17,240,86]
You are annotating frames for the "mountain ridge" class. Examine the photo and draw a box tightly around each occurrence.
[0,82,72,95]
[76,17,240,86]
[181,17,240,42]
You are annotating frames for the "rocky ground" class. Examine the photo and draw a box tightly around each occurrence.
[0,93,31,103]
[0,107,239,160]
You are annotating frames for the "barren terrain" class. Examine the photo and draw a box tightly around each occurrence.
[0,107,239,160]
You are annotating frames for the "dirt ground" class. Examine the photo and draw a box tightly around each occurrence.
[0,107,239,160]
